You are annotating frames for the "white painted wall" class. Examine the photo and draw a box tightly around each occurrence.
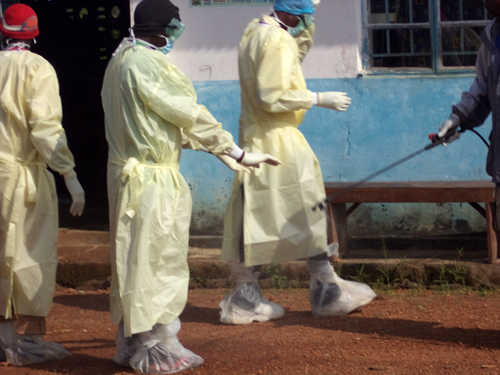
[129,0,362,81]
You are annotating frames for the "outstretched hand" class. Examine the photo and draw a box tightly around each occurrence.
[216,154,252,173]
[239,152,282,168]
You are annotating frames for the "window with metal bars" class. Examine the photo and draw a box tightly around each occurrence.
[365,0,490,73]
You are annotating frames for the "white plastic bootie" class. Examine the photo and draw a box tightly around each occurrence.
[129,318,204,374]
[307,259,376,317]
[0,322,71,366]
[114,321,138,367]
[219,262,285,325]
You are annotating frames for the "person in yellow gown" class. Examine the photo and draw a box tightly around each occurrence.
[0,3,85,366]
[101,0,280,373]
[220,0,376,325]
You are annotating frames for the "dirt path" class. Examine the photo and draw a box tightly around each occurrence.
[2,288,500,375]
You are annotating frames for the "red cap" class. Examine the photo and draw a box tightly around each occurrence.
[0,4,39,40]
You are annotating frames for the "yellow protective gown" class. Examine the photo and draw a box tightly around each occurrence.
[0,50,75,319]
[102,38,234,337]
[221,16,328,267]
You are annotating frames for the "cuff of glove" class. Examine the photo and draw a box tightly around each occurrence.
[236,151,245,164]
[63,169,77,179]
[228,144,244,160]
[312,92,319,106]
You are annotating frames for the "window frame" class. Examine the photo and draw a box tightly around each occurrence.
[363,0,490,75]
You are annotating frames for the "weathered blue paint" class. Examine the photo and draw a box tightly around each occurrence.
[181,76,492,236]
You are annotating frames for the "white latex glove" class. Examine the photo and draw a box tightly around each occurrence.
[216,154,252,174]
[312,0,320,8]
[239,152,282,168]
[64,170,85,216]
[316,92,351,112]
[438,114,461,144]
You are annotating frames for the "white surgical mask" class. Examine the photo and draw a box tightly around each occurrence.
[271,11,314,38]
[157,35,174,55]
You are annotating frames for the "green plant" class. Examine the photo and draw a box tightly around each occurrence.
[192,276,204,284]
[477,286,490,297]
[376,268,399,291]
[348,264,368,283]
[432,262,468,294]
[448,263,467,287]
[432,264,451,294]
[265,263,288,290]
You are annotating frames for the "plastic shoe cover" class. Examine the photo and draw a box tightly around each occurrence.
[219,282,285,324]
[114,321,138,367]
[0,322,71,366]
[307,260,376,317]
[129,318,204,374]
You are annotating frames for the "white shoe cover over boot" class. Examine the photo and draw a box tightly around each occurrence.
[0,322,71,366]
[307,259,376,317]
[219,263,285,325]
[129,318,204,374]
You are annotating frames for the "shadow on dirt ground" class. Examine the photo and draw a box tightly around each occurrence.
[3,288,500,375]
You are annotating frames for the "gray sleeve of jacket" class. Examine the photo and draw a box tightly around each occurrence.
[451,44,492,129]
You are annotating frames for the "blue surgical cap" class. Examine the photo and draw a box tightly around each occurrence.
[274,0,315,15]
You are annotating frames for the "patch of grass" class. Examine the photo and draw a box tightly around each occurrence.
[431,261,468,295]
[376,268,399,292]
[192,276,204,284]
[433,264,451,295]
[265,263,288,290]
[348,264,368,283]
[448,262,467,288]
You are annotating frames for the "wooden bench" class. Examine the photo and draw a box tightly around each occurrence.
[324,181,498,263]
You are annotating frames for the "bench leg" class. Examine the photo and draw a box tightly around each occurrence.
[485,202,498,264]
[327,202,348,258]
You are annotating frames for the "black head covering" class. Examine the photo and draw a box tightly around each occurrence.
[133,0,180,37]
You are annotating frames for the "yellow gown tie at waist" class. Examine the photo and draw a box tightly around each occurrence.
[0,158,46,203]
[110,157,179,218]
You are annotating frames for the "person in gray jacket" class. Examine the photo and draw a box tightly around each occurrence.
[438,0,500,226]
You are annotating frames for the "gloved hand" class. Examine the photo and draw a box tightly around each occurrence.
[238,152,282,168]
[316,92,351,112]
[438,114,461,144]
[312,0,320,8]
[64,170,85,216]
[216,154,252,174]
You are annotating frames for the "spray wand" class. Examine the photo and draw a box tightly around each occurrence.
[324,126,490,205]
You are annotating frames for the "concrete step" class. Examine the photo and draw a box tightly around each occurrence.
[55,229,500,290]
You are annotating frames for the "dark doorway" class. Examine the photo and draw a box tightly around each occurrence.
[17,0,130,230]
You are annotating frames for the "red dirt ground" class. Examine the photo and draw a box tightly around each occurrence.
[2,288,500,375]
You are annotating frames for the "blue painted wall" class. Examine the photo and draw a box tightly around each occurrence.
[181,76,492,237]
